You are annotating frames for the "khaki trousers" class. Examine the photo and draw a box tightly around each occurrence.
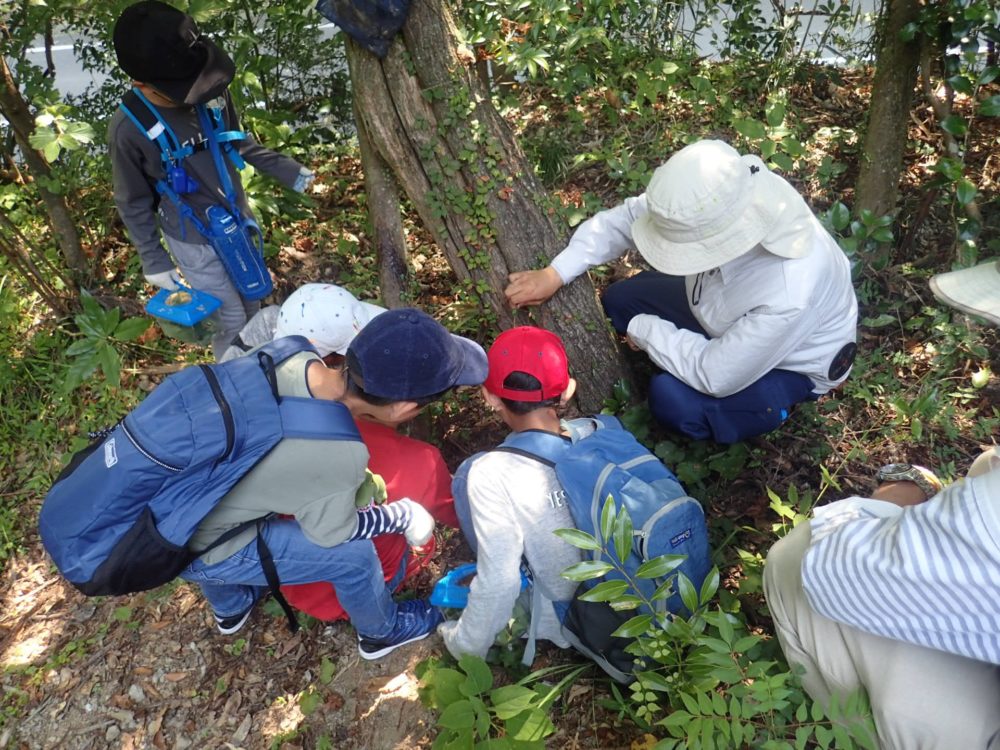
[764,520,1000,749]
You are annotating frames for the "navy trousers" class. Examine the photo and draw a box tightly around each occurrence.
[601,272,816,443]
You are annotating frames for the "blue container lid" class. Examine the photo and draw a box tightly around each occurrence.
[145,285,222,327]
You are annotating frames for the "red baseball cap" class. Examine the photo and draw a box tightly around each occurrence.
[485,327,570,402]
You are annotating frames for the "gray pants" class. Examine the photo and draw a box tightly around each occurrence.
[165,235,261,360]
[765,518,1000,749]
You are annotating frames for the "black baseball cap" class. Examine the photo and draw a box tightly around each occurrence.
[113,1,235,105]
[347,309,488,400]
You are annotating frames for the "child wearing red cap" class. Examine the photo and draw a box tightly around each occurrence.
[438,327,587,660]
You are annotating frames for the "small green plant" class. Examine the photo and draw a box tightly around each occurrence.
[557,499,877,748]
[64,290,151,391]
[223,638,247,657]
[418,653,586,748]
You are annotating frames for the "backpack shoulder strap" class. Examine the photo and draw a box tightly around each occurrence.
[119,88,190,164]
[493,445,556,467]
[492,429,571,466]
[279,397,360,441]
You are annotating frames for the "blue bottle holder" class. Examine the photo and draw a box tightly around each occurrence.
[430,563,532,609]
[145,285,222,345]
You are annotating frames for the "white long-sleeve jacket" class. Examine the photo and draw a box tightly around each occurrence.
[550,195,858,396]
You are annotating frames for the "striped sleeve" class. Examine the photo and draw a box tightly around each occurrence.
[800,471,1000,665]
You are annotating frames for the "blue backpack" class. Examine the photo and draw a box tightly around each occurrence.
[496,416,711,683]
[38,337,359,631]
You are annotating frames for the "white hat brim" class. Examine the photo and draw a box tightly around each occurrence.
[631,169,812,275]
[930,261,1000,327]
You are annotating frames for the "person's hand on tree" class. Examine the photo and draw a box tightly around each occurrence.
[505,266,563,307]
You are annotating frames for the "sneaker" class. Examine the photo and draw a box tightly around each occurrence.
[214,597,258,636]
[357,599,444,660]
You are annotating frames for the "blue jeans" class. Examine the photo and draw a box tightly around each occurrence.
[602,271,816,443]
[182,517,396,638]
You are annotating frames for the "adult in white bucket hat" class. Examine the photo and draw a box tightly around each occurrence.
[505,139,858,443]
[219,282,385,363]
[762,265,1000,748]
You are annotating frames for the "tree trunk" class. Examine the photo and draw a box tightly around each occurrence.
[854,0,921,218]
[346,0,632,412]
[0,55,86,279]
[350,82,412,309]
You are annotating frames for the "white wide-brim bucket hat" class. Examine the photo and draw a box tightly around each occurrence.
[631,139,816,275]
[930,260,1000,327]
[275,283,386,356]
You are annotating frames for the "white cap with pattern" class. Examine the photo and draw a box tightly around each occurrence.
[275,283,385,356]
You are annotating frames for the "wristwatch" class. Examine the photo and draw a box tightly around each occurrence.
[876,463,943,499]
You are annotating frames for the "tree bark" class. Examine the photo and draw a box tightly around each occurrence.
[854,0,921,218]
[350,77,412,309]
[0,54,86,279]
[346,0,632,412]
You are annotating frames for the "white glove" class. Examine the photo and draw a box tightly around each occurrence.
[400,498,435,547]
[293,167,315,194]
[145,269,182,291]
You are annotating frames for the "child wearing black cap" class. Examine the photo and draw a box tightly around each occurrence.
[109,1,313,359]
[439,327,586,661]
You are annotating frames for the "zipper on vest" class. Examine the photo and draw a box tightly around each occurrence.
[200,365,235,462]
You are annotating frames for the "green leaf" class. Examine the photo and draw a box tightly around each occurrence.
[947,74,974,95]
[955,178,977,205]
[939,114,968,136]
[299,688,321,716]
[320,656,336,684]
[861,313,895,328]
[635,554,685,579]
[979,94,1000,117]
[552,528,601,551]
[65,338,98,357]
[650,578,676,602]
[698,568,720,605]
[97,343,121,387]
[458,654,493,695]
[577,579,629,602]
[489,685,537,720]
[612,504,633,565]
[829,202,850,231]
[505,708,555,741]
[115,316,152,342]
[898,21,918,41]
[765,101,785,128]
[600,494,615,543]
[978,67,999,87]
[770,152,795,172]
[608,594,644,611]
[610,614,651,638]
[658,709,692,727]
[869,226,894,243]
[422,667,466,708]
[678,573,698,613]
[562,560,614,581]
[437,699,476,730]
[733,118,766,140]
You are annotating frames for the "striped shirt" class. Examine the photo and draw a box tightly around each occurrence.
[801,468,1000,665]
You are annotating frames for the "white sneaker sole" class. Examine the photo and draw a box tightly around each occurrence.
[357,629,432,660]
[215,607,254,636]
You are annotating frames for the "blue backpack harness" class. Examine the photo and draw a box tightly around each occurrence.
[38,337,359,631]
[492,416,712,683]
[119,88,272,300]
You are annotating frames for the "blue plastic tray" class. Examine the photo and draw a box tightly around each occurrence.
[145,285,222,327]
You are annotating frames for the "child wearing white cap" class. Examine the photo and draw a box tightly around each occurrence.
[220,283,385,363]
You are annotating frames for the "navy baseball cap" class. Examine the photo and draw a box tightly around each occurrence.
[347,308,488,400]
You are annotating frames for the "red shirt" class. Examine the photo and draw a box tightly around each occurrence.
[280,419,456,621]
